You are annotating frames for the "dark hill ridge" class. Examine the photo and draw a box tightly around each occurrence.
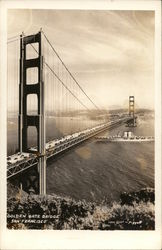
[7,183,154,230]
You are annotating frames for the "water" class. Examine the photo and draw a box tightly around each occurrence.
[46,115,154,204]
[7,115,100,155]
[7,114,154,204]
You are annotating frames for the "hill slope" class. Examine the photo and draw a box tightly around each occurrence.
[7,184,154,230]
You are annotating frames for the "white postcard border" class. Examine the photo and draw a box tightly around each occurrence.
[0,0,161,249]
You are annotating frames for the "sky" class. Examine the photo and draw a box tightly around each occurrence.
[8,9,155,110]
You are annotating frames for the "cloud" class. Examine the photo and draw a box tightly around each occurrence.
[7,9,155,109]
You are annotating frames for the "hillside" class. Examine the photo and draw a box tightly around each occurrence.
[7,183,154,230]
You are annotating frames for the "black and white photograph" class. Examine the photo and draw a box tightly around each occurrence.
[0,0,161,249]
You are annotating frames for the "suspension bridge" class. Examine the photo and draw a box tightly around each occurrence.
[7,30,136,195]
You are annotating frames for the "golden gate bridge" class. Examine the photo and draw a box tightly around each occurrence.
[7,29,135,195]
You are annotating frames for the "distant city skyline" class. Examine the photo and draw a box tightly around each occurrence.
[8,9,155,110]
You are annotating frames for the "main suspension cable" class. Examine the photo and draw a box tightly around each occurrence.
[42,31,101,111]
[30,43,91,111]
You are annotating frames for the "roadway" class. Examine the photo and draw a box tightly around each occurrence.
[7,116,129,179]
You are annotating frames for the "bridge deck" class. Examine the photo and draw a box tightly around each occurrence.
[7,117,129,179]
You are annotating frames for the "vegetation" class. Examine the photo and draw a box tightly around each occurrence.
[7,184,154,230]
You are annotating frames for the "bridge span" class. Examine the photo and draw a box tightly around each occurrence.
[7,30,137,194]
[7,117,128,180]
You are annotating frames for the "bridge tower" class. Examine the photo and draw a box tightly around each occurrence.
[19,31,46,195]
[127,96,137,127]
[129,96,135,118]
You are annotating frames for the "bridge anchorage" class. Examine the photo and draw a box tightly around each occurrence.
[125,96,137,127]
[7,30,133,195]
